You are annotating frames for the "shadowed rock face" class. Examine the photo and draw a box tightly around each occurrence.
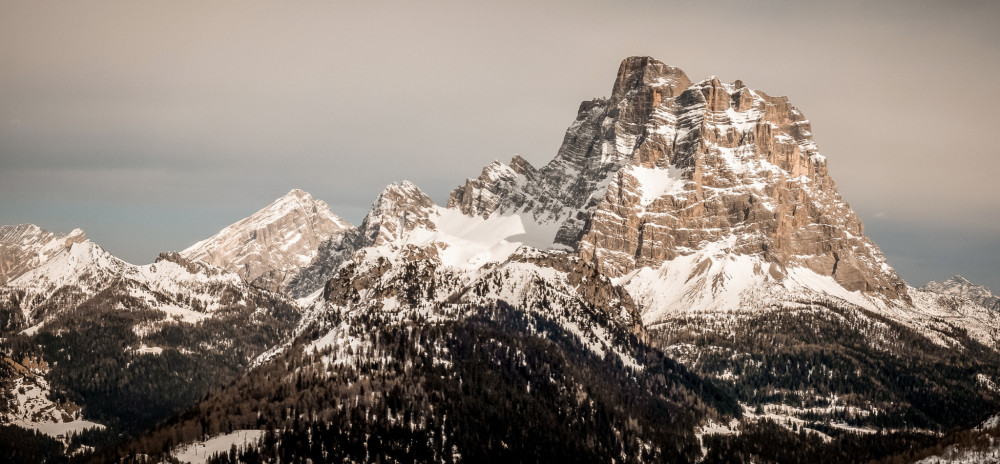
[286,181,439,298]
[181,189,352,293]
[448,58,695,249]
[0,224,86,285]
[450,56,908,301]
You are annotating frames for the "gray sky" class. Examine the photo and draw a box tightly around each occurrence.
[2,1,998,291]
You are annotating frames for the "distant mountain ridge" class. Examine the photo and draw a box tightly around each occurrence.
[923,275,1000,311]
[0,232,301,442]
[181,189,353,293]
[0,224,85,285]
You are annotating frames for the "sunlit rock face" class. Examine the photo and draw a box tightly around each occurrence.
[182,189,353,293]
[451,57,907,307]
[0,224,86,285]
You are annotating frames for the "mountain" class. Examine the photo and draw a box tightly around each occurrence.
[281,182,437,298]
[182,189,353,293]
[447,58,1000,350]
[283,180,536,298]
[0,239,130,337]
[451,57,906,317]
[5,239,281,331]
[107,57,1000,463]
[923,275,1000,311]
[0,224,86,285]
[109,183,745,463]
[6,57,1000,462]
[0,234,301,449]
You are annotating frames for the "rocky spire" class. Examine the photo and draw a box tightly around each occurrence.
[284,181,439,298]
[361,181,438,246]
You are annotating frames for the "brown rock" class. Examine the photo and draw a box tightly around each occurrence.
[0,224,85,285]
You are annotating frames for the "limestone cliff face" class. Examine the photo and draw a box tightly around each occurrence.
[358,181,439,247]
[181,189,352,292]
[576,58,905,300]
[451,56,908,302]
[0,224,86,285]
[448,58,694,248]
[286,181,439,298]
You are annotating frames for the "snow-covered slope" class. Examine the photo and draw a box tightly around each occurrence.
[5,240,257,330]
[2,357,104,441]
[266,180,643,369]
[908,278,1000,346]
[363,181,562,270]
[284,180,565,298]
[171,430,266,464]
[9,240,129,297]
[4,240,131,328]
[924,276,1000,311]
[182,189,353,292]
[0,224,86,285]
[1,236,302,438]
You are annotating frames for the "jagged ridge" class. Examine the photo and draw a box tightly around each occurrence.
[0,225,86,285]
[182,189,352,293]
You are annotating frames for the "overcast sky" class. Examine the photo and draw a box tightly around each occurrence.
[1,1,998,290]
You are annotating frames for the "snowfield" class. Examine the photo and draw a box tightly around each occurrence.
[6,377,104,440]
[172,430,266,464]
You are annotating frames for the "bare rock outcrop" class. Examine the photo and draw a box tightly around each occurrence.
[287,181,438,298]
[451,56,908,302]
[576,58,905,300]
[923,276,999,311]
[0,224,86,285]
[182,189,352,293]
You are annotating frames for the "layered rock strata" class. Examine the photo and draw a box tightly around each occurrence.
[450,56,908,302]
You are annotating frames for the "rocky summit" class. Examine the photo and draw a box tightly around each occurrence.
[0,224,85,285]
[578,58,903,293]
[181,189,353,293]
[924,275,1000,311]
[451,57,908,322]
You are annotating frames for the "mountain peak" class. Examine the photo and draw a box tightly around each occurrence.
[371,181,435,216]
[611,56,691,101]
[364,181,438,245]
[925,275,994,298]
[380,180,421,195]
[258,188,339,222]
[280,188,316,202]
[0,224,88,284]
[8,239,129,298]
[181,190,352,292]
[453,55,908,315]
[583,56,906,301]
[951,275,972,284]
[0,223,86,241]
